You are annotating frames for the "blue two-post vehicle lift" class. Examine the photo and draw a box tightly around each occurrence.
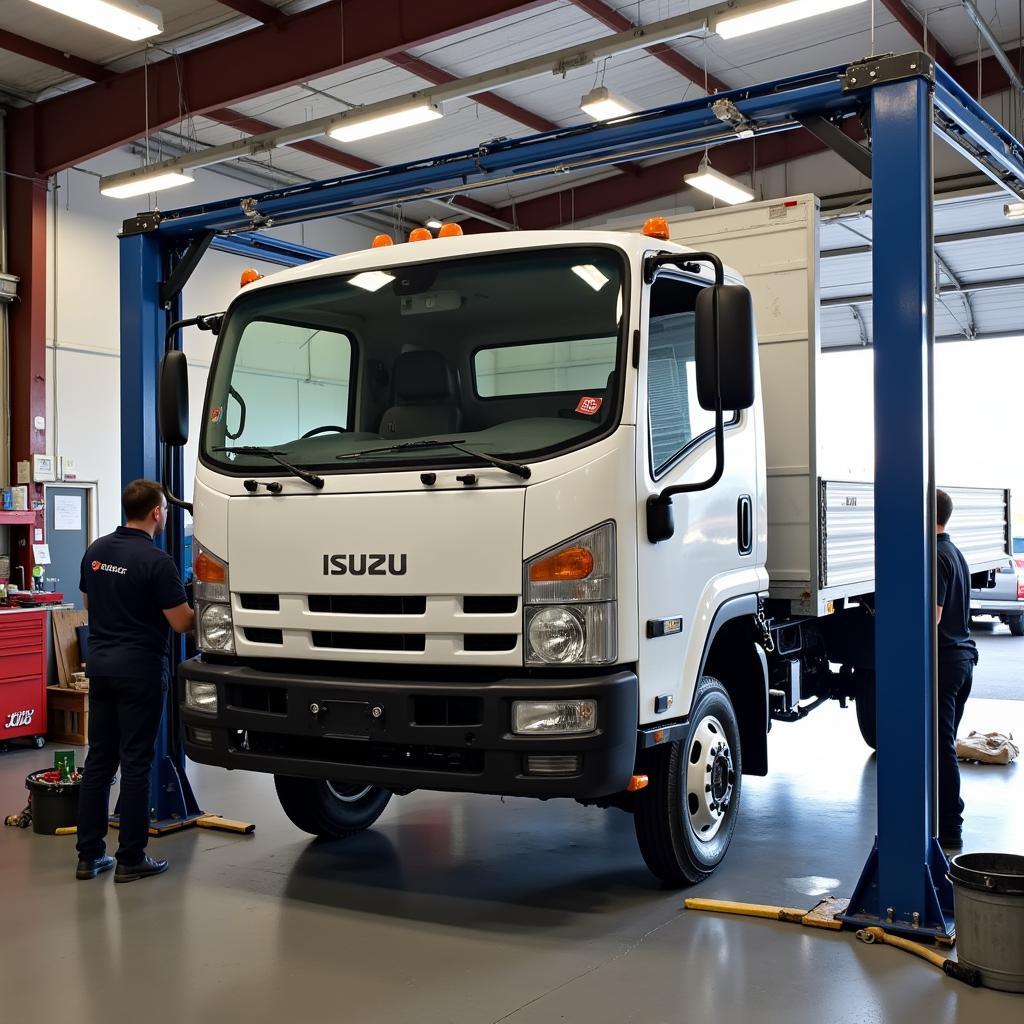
[119,51,1024,941]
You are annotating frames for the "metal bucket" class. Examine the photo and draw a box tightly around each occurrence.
[948,853,1024,992]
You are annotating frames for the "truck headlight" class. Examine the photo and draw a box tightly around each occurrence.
[513,699,596,735]
[527,607,585,663]
[199,602,234,653]
[523,523,616,666]
[185,680,218,714]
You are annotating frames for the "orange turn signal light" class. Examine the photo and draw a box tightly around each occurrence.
[626,774,649,792]
[240,267,263,287]
[194,552,226,583]
[438,222,463,237]
[408,227,432,242]
[371,233,395,248]
[528,545,594,583]
[641,216,670,240]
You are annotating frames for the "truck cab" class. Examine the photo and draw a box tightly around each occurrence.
[173,225,763,885]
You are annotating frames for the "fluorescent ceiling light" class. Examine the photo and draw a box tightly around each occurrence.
[28,0,163,41]
[580,86,635,121]
[425,218,444,230]
[572,264,610,291]
[684,157,755,205]
[714,0,867,39]
[348,271,395,293]
[1004,202,1024,219]
[100,169,194,199]
[327,102,442,143]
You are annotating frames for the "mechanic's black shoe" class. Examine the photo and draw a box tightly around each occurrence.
[114,855,169,883]
[76,855,115,880]
[939,834,964,852]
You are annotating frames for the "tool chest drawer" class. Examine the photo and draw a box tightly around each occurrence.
[0,611,46,682]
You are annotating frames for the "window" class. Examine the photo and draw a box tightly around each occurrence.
[220,321,352,449]
[474,336,617,398]
[647,276,717,475]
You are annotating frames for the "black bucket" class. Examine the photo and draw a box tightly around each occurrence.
[25,770,80,836]
[948,853,1024,993]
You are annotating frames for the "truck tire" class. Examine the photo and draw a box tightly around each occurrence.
[274,776,391,838]
[633,676,741,887]
[854,668,877,750]
[1009,614,1024,637]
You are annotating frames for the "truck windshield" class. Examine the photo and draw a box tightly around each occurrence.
[202,247,626,474]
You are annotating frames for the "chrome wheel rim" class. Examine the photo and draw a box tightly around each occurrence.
[685,715,734,843]
[326,781,373,803]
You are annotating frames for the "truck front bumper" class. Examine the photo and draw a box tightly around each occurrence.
[179,657,638,799]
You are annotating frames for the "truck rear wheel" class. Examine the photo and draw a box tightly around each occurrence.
[1009,614,1024,637]
[853,668,877,750]
[633,676,741,887]
[274,776,392,838]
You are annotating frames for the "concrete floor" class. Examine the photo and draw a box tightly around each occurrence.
[2,652,1022,1023]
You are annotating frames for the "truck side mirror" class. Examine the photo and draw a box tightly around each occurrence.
[695,284,756,412]
[159,350,189,447]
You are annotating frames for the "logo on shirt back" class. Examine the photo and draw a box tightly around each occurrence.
[92,560,128,575]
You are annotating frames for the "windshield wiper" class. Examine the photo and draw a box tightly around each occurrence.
[213,446,325,490]
[334,439,531,480]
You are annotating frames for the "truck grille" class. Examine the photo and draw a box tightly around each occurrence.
[232,593,521,665]
[311,631,426,653]
[307,595,426,615]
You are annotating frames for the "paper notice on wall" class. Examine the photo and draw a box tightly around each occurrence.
[32,544,51,566]
[54,494,82,531]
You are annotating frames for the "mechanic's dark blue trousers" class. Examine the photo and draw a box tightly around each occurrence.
[76,675,165,865]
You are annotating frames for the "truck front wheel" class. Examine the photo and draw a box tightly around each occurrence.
[633,676,742,887]
[274,776,392,838]
[853,667,877,750]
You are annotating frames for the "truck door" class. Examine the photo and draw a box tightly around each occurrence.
[634,271,762,726]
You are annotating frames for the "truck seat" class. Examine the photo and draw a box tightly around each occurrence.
[378,350,463,438]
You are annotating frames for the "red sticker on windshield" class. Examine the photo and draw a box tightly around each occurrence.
[210,406,223,423]
[575,396,603,416]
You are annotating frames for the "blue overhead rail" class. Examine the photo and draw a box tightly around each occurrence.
[119,50,1024,940]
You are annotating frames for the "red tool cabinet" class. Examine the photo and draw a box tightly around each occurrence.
[0,611,47,747]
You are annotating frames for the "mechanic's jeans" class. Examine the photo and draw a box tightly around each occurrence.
[937,658,974,840]
[76,675,166,865]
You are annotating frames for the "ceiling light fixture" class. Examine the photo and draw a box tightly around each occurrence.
[326,101,442,143]
[28,0,163,41]
[580,86,635,121]
[714,0,868,39]
[1003,202,1024,219]
[425,218,444,230]
[99,169,194,199]
[684,156,755,205]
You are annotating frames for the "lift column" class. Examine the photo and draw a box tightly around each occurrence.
[845,57,953,941]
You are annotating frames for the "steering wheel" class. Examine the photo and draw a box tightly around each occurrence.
[301,425,348,439]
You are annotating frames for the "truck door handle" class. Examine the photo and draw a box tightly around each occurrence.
[737,495,753,556]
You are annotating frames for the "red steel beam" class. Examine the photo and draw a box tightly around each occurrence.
[878,0,956,69]
[569,0,730,95]
[216,0,287,24]
[26,0,545,176]
[4,109,48,573]
[390,50,558,133]
[0,28,110,82]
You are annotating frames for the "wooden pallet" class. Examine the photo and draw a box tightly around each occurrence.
[47,685,88,745]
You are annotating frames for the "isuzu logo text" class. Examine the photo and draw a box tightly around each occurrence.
[322,554,408,577]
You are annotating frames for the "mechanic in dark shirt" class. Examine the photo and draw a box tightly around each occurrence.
[935,488,978,852]
[75,480,195,882]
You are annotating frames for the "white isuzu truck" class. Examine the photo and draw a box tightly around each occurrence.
[161,195,1009,886]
